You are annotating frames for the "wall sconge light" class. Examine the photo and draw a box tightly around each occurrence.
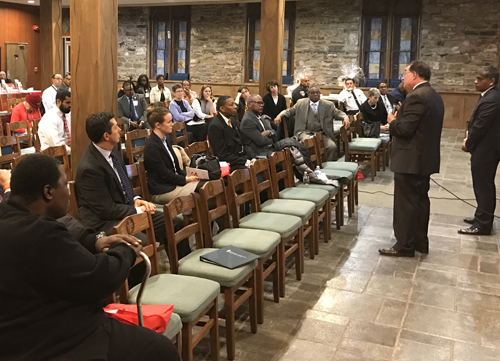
[33,25,40,31]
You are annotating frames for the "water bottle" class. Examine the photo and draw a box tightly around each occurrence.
[315,166,321,176]
[303,171,310,185]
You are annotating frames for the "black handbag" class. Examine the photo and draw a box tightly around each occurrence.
[362,121,381,138]
[190,153,221,180]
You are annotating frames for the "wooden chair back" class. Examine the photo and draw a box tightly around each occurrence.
[303,137,320,168]
[11,153,28,169]
[172,121,188,146]
[137,160,152,201]
[68,181,78,218]
[41,145,72,181]
[197,179,231,246]
[269,149,294,196]
[7,121,32,147]
[186,140,212,157]
[6,98,17,114]
[248,158,275,208]
[163,194,204,274]
[112,212,160,303]
[32,118,42,152]
[282,117,289,138]
[225,168,257,226]
[125,129,149,165]
[0,135,20,166]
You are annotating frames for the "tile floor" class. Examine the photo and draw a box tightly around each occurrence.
[189,129,500,361]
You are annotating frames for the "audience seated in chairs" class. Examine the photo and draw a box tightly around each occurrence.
[359,88,389,138]
[75,112,190,257]
[10,94,42,132]
[182,79,198,104]
[150,74,172,104]
[338,78,367,115]
[275,84,349,161]
[118,81,149,131]
[144,107,204,205]
[0,154,180,361]
[208,95,252,172]
[240,94,278,158]
[169,83,207,143]
[135,74,151,99]
[38,89,72,155]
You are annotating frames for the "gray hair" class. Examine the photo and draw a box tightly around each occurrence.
[368,88,381,98]
[477,66,499,86]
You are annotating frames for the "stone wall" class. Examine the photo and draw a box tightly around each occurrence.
[294,0,362,86]
[117,7,150,80]
[420,0,500,91]
[189,4,246,84]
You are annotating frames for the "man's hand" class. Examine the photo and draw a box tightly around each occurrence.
[342,118,350,129]
[381,124,390,131]
[95,234,142,253]
[0,170,11,189]
[261,130,270,137]
[387,111,397,124]
[462,141,468,152]
[135,199,156,213]
[274,115,282,125]
[130,121,138,128]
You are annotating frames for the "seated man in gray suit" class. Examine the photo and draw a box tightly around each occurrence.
[275,84,349,161]
[118,80,148,131]
[240,94,277,158]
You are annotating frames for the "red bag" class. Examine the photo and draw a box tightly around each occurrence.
[103,303,174,333]
[220,162,230,178]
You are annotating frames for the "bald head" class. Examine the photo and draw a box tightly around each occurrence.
[247,94,263,115]
[300,76,310,87]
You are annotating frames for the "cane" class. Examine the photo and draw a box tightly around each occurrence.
[135,251,151,327]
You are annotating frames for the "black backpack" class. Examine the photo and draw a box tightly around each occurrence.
[190,153,221,180]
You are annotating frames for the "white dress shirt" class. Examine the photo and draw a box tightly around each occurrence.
[149,85,172,103]
[92,143,142,214]
[38,107,71,154]
[380,94,393,114]
[160,136,177,173]
[310,100,319,114]
[42,85,58,111]
[220,112,232,127]
[338,88,367,112]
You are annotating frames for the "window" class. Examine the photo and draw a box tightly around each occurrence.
[362,0,421,87]
[151,7,191,79]
[247,3,295,83]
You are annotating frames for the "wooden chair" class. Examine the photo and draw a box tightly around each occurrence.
[11,153,28,169]
[6,98,17,114]
[164,192,257,360]
[356,112,390,170]
[7,121,33,148]
[125,129,149,165]
[68,181,78,219]
[186,140,213,157]
[0,135,21,168]
[301,137,342,231]
[31,118,42,152]
[41,145,72,181]
[113,211,220,361]
[172,121,189,146]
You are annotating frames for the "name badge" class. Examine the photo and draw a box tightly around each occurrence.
[133,100,139,107]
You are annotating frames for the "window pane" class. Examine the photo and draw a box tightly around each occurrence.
[400,40,411,51]
[369,52,380,63]
[179,21,187,32]
[253,70,259,81]
[371,18,382,30]
[179,40,186,49]
[401,17,412,30]
[370,40,381,51]
[392,16,417,81]
[283,39,289,49]
[283,50,288,61]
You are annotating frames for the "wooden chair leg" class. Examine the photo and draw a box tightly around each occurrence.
[209,299,220,361]
[278,240,286,298]
[338,187,344,226]
[272,251,280,303]
[324,197,332,243]
[295,228,304,277]
[313,209,319,255]
[224,289,236,360]
[181,323,194,361]
[371,152,376,181]
[249,272,258,334]
[354,177,359,205]
[255,260,264,324]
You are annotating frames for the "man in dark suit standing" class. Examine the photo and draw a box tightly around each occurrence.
[379,61,444,257]
[208,96,252,172]
[459,66,500,235]
[118,81,149,131]
[75,112,190,256]
[240,94,277,158]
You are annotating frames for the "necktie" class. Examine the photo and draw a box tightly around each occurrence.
[62,114,71,147]
[227,118,232,128]
[311,103,318,114]
[382,96,392,113]
[130,97,139,123]
[110,153,135,205]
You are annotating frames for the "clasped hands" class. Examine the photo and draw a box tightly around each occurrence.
[95,234,143,256]
[134,198,156,213]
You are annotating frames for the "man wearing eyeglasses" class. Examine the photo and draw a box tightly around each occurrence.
[275,84,349,161]
[379,60,444,258]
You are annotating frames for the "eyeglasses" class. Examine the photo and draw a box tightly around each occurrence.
[250,101,264,105]
[309,91,321,95]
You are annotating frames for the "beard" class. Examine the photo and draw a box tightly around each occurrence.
[59,105,71,114]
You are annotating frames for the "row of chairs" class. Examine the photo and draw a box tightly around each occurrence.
[0,93,25,114]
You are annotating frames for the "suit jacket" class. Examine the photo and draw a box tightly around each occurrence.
[390,87,406,104]
[390,82,444,175]
[279,98,347,141]
[465,87,500,163]
[117,94,148,130]
[144,132,187,195]
[377,93,396,123]
[75,143,140,231]
[240,111,276,157]
[208,113,249,172]
[0,200,135,360]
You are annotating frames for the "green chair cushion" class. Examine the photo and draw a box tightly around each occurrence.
[348,139,381,151]
[260,199,315,223]
[320,169,354,180]
[279,187,329,207]
[213,228,281,257]
[129,274,220,323]
[162,312,182,340]
[178,248,258,288]
[322,162,359,173]
[239,212,302,239]
[296,182,339,196]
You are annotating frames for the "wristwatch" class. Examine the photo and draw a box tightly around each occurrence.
[95,231,106,243]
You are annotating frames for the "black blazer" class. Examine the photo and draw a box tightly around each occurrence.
[144,132,187,195]
[376,93,396,123]
[389,82,444,175]
[240,111,276,157]
[359,101,387,125]
[262,92,287,120]
[75,143,140,231]
[208,113,249,172]
[465,87,500,163]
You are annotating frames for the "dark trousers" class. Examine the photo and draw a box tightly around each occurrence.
[186,123,208,143]
[471,160,499,232]
[393,173,430,253]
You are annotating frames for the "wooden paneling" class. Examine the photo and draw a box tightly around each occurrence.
[70,0,118,178]
[40,0,62,91]
[0,1,41,90]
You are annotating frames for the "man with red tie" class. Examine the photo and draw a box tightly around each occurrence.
[38,89,72,155]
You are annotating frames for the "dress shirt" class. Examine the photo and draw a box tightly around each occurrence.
[92,143,142,214]
[413,81,429,90]
[380,94,393,114]
[481,86,495,97]
[161,136,177,173]
[338,88,367,112]
[42,85,58,112]
[38,107,72,154]
[257,115,266,130]
[310,100,319,114]
[191,99,208,120]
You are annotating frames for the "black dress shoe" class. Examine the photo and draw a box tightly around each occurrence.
[457,226,491,235]
[378,248,415,257]
[463,217,475,225]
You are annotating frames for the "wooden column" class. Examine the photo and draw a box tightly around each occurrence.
[259,0,285,97]
[70,0,118,177]
[40,0,62,90]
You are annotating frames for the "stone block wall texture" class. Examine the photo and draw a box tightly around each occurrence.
[420,0,500,91]
[294,0,362,86]
[117,7,149,80]
[189,4,246,84]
